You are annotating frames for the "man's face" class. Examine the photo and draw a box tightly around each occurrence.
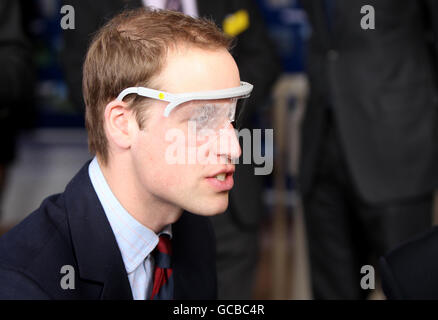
[129,46,242,216]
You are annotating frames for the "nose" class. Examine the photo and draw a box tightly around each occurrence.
[216,122,242,162]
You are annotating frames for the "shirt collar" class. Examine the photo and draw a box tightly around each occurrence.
[88,157,172,273]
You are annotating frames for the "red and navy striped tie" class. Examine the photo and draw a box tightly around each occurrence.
[150,234,173,300]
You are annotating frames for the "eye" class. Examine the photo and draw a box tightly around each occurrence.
[191,104,217,125]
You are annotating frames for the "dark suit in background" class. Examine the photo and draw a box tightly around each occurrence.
[380,226,438,299]
[0,162,217,299]
[61,0,281,299]
[300,0,438,299]
[0,0,34,217]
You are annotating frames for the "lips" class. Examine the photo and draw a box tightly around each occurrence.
[206,166,235,191]
[208,166,235,179]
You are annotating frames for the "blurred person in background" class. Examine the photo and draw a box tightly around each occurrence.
[380,225,438,299]
[0,0,34,222]
[61,0,281,299]
[299,0,438,299]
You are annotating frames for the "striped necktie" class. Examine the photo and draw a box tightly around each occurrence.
[165,0,182,12]
[150,234,174,299]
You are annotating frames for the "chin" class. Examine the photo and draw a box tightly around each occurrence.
[185,195,229,216]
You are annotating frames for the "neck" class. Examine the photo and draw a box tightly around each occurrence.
[97,156,182,234]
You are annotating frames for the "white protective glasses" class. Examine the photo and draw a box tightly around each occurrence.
[116,81,253,118]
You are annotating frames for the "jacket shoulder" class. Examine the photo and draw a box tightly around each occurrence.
[0,193,75,298]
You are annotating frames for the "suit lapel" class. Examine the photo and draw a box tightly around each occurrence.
[101,259,134,300]
[64,161,133,300]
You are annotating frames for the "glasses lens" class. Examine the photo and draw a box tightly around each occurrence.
[187,99,236,132]
[233,98,249,130]
[172,97,249,135]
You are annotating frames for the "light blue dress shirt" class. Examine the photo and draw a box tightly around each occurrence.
[88,157,172,300]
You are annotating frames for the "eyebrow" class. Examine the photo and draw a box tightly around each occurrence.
[171,101,233,121]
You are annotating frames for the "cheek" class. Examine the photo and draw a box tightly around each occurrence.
[195,134,216,147]
[147,165,195,199]
[142,125,174,162]
[142,137,193,183]
[139,124,208,184]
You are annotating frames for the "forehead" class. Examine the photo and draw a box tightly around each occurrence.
[155,46,241,94]
[169,98,235,118]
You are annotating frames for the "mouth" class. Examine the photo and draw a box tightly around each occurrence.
[206,167,235,191]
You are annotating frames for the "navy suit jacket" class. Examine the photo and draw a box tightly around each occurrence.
[0,161,217,299]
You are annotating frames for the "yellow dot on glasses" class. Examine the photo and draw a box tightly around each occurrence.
[158,92,165,99]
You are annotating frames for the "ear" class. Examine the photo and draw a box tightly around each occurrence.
[104,99,134,151]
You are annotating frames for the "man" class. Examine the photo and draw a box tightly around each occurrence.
[0,8,252,299]
[61,0,281,299]
[299,0,438,299]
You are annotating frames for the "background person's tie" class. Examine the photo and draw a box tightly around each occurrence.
[150,234,174,299]
[165,0,182,12]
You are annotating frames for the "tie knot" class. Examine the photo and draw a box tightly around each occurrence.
[150,234,174,299]
[153,234,172,268]
[157,234,172,254]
